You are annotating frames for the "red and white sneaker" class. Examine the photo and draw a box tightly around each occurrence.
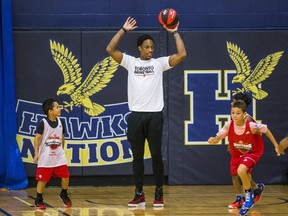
[59,192,72,207]
[228,195,244,209]
[128,191,146,207]
[153,187,164,207]
[35,197,46,209]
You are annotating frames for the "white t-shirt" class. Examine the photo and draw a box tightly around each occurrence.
[38,118,67,167]
[121,54,172,112]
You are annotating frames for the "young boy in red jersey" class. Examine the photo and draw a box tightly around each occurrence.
[228,93,264,210]
[34,98,71,209]
[208,100,282,215]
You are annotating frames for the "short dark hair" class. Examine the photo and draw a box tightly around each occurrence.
[137,34,154,47]
[231,100,247,112]
[42,98,57,116]
[233,93,252,107]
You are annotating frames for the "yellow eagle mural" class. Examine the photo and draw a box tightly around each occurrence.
[227,41,283,100]
[50,40,119,116]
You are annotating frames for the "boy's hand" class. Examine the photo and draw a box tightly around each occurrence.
[275,145,284,156]
[208,137,220,144]
[33,155,39,163]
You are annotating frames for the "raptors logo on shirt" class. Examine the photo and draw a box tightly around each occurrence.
[45,133,61,150]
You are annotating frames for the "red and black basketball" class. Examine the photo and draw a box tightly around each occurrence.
[158,8,179,29]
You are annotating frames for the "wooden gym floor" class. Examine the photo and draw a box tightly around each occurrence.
[1,185,288,216]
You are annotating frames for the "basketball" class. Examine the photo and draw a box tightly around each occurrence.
[158,8,179,29]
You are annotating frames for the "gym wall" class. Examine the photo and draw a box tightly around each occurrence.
[12,0,288,185]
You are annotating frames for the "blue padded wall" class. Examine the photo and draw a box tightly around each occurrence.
[12,0,288,30]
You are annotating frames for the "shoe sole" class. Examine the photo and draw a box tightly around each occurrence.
[153,203,164,207]
[228,204,243,209]
[35,206,46,210]
[128,202,146,207]
[228,205,241,209]
[228,202,243,209]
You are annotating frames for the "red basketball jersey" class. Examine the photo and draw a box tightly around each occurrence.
[228,120,264,157]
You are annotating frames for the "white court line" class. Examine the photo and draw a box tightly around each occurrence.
[13,196,33,206]
[13,197,52,216]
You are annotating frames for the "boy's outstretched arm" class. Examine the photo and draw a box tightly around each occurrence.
[208,136,221,144]
[264,129,283,156]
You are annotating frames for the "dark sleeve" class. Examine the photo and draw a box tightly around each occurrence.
[35,120,44,135]
[61,119,66,135]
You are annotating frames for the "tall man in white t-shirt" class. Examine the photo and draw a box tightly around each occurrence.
[106,16,186,207]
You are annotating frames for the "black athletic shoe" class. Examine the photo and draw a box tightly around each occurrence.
[35,197,46,209]
[153,187,164,207]
[59,192,72,207]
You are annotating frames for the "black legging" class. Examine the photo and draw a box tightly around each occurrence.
[127,111,164,191]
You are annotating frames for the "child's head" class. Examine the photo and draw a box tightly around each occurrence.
[42,98,61,117]
[231,100,247,124]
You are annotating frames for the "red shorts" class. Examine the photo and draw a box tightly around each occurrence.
[230,153,261,176]
[36,165,70,182]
